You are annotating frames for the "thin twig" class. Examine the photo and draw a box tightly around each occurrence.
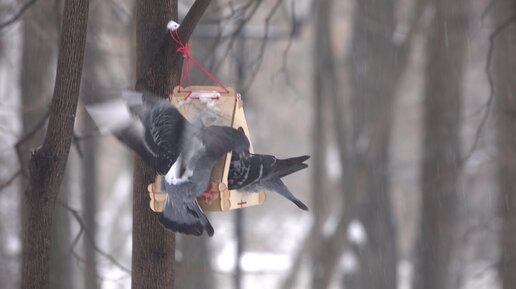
[245,0,283,90]
[14,109,50,175]
[481,0,498,23]
[461,13,516,163]
[72,132,84,159]
[0,0,39,30]
[57,200,132,273]
[276,36,299,96]
[208,0,263,74]
[275,0,302,97]
[0,169,22,191]
[71,128,104,159]
[14,110,50,149]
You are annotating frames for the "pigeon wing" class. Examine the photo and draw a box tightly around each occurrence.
[87,90,187,175]
[161,126,250,237]
[145,104,186,175]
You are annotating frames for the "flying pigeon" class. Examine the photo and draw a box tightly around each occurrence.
[228,153,310,210]
[86,90,250,236]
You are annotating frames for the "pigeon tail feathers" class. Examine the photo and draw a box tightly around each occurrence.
[263,178,309,211]
[263,155,310,181]
[160,198,214,237]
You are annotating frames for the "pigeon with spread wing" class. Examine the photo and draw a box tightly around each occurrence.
[86,90,249,236]
[87,90,310,236]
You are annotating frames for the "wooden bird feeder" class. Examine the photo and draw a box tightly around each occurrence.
[147,86,266,212]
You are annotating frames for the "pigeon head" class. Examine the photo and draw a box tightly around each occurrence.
[202,126,250,158]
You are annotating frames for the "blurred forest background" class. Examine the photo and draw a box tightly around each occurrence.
[0,0,515,289]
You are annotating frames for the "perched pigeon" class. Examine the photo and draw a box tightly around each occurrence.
[228,153,310,210]
[86,90,249,236]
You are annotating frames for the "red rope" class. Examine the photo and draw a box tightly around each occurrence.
[168,30,230,96]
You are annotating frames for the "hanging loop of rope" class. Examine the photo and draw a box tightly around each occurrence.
[168,29,230,96]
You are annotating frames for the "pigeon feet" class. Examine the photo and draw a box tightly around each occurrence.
[202,183,219,204]
[203,190,215,203]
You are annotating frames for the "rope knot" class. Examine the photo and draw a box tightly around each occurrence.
[177,42,192,60]
[167,28,229,94]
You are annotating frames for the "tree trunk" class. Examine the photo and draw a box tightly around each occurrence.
[310,0,331,288]
[131,1,211,288]
[81,114,99,289]
[78,1,118,286]
[49,171,73,289]
[175,236,214,289]
[413,1,469,289]
[20,0,89,288]
[132,3,177,289]
[18,1,58,287]
[308,0,426,287]
[348,0,399,288]
[494,2,516,288]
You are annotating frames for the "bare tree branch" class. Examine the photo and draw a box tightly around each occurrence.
[275,0,302,97]
[0,169,22,191]
[14,109,50,175]
[136,0,215,93]
[57,200,132,274]
[461,13,516,163]
[245,0,282,90]
[0,0,39,30]
[20,0,90,287]
[177,0,213,42]
[204,0,263,75]
[275,35,298,96]
[481,0,498,22]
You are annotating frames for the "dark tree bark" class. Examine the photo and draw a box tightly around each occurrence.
[494,2,516,288]
[131,1,211,288]
[413,1,470,289]
[81,115,99,289]
[49,172,73,289]
[347,0,400,288]
[175,236,214,289]
[132,3,177,287]
[310,0,331,288]
[19,0,90,288]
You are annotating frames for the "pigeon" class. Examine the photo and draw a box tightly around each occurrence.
[86,90,250,236]
[228,152,310,210]
[86,90,185,175]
